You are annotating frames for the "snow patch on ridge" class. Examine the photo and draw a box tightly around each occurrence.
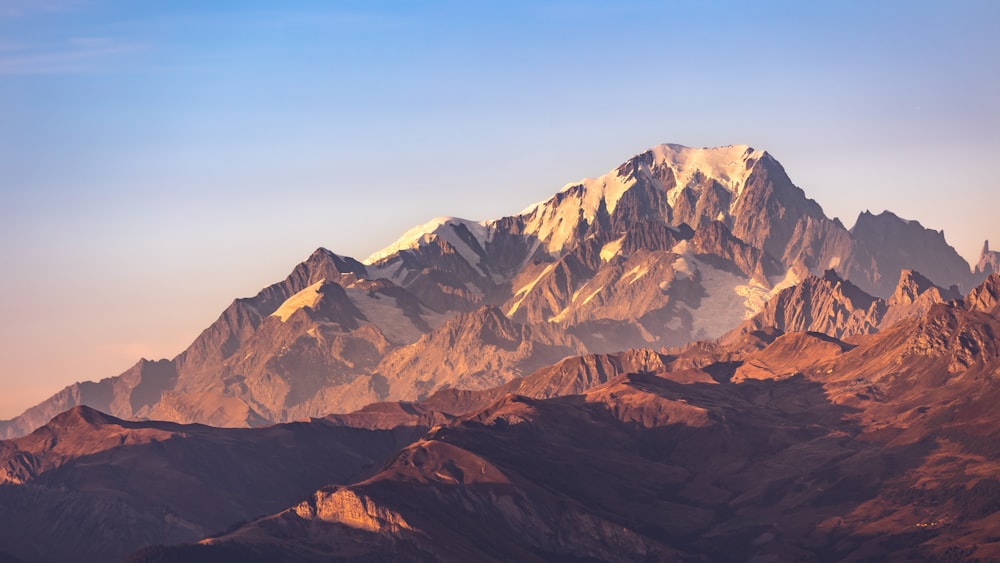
[684,264,766,339]
[345,288,444,344]
[363,216,489,268]
[507,263,557,316]
[676,255,799,339]
[600,236,625,262]
[272,280,326,322]
[623,263,651,285]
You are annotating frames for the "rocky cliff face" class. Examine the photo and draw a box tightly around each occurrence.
[733,268,961,340]
[964,272,1000,315]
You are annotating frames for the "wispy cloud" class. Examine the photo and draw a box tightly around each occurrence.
[0,36,142,74]
[0,0,89,18]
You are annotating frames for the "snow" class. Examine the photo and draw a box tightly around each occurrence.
[654,144,765,206]
[507,263,557,316]
[272,280,326,322]
[516,165,636,256]
[580,286,604,306]
[675,255,800,339]
[671,239,691,254]
[364,145,764,276]
[363,216,489,269]
[511,144,765,258]
[362,260,409,286]
[600,236,625,262]
[671,255,695,279]
[623,263,650,285]
[518,197,550,216]
[549,284,592,323]
[684,264,763,339]
[771,267,803,294]
[345,288,445,344]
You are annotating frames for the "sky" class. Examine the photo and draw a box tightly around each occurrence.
[1,0,998,419]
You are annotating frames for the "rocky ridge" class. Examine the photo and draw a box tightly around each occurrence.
[730,268,962,340]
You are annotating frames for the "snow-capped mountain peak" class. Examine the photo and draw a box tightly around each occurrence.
[363,216,489,266]
[653,143,765,203]
[515,143,767,257]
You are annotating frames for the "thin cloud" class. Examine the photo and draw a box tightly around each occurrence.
[0,37,142,74]
[0,0,89,18]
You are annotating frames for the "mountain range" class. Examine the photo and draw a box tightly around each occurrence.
[0,144,985,439]
[1,143,998,562]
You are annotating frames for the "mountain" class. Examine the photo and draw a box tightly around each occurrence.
[4,272,999,562]
[841,210,974,296]
[124,274,1000,562]
[0,143,981,438]
[729,268,962,340]
[0,349,675,563]
[965,271,1000,316]
[976,240,1000,278]
[0,406,417,563]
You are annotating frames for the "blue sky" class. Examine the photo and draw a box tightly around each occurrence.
[1,0,998,418]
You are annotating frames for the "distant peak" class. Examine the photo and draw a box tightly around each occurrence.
[976,240,1000,276]
[851,209,929,235]
[648,143,764,168]
[658,142,755,153]
[363,216,486,265]
[821,268,843,284]
[307,247,346,265]
[890,269,943,305]
[305,247,367,277]
[649,143,766,195]
[306,247,347,267]
[964,273,1000,314]
[48,405,117,429]
[897,269,934,289]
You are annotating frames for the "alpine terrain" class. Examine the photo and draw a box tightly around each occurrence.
[0,144,978,438]
[1,143,997,562]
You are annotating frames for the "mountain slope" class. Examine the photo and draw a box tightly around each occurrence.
[0,406,414,563]
[731,268,962,340]
[126,274,1000,562]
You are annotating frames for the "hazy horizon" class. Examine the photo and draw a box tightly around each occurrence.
[2,0,999,419]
